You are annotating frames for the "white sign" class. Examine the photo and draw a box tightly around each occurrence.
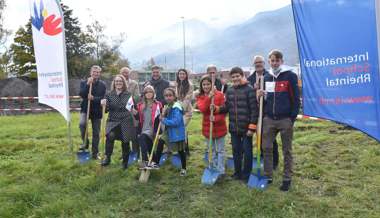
[30,0,70,121]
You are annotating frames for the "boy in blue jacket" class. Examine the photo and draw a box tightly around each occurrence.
[258,50,300,191]
[161,87,187,176]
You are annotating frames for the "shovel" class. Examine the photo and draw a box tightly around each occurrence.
[139,122,162,183]
[201,74,220,185]
[77,82,93,164]
[248,75,268,190]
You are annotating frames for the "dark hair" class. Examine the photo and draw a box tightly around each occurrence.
[199,75,212,95]
[268,49,283,60]
[176,68,190,100]
[229,66,244,76]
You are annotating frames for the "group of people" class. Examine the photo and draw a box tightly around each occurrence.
[78,49,300,191]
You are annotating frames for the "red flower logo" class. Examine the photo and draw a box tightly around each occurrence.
[43,14,62,36]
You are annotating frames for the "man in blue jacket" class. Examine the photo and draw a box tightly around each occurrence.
[258,50,300,191]
[79,65,107,159]
[247,55,279,171]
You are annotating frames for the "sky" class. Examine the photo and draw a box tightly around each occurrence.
[4,0,291,43]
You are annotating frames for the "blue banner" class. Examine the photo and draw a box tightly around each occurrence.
[291,0,380,141]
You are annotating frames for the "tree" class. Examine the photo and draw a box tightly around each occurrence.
[8,21,36,77]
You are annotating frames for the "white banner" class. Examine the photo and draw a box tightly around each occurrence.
[30,0,70,122]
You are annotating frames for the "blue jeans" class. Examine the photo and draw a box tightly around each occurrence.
[230,133,253,178]
[205,137,225,174]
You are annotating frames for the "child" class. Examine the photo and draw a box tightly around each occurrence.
[196,75,227,175]
[218,67,258,182]
[161,88,187,176]
[259,50,300,191]
[136,85,164,169]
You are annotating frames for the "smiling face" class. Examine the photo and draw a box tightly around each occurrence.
[113,76,125,91]
[90,68,101,80]
[231,73,242,86]
[178,70,187,81]
[201,79,212,94]
[144,89,154,100]
[120,68,130,80]
[152,69,161,80]
[269,55,283,71]
[164,89,175,104]
[253,56,265,73]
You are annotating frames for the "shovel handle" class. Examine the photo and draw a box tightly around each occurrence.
[83,83,93,144]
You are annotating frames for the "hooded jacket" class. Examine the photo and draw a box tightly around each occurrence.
[263,66,300,122]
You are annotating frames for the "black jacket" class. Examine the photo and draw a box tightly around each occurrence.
[148,77,170,104]
[215,78,228,93]
[247,70,269,90]
[219,82,258,135]
[79,79,107,119]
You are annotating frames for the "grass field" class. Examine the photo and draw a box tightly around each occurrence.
[0,113,379,218]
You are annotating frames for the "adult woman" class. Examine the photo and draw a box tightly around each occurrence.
[100,75,137,169]
[174,69,193,155]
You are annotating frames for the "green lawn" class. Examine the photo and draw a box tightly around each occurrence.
[0,113,379,218]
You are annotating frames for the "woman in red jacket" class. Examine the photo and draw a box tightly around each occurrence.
[196,75,227,175]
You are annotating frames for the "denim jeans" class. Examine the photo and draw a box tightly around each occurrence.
[230,133,253,178]
[205,136,225,174]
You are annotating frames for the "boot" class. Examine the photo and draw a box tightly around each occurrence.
[101,155,111,166]
[121,142,130,169]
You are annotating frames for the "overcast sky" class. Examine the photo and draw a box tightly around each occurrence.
[5,0,290,42]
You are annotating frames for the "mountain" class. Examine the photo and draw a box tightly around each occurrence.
[123,19,218,66]
[125,5,298,72]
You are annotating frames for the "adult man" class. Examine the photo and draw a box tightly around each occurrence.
[79,65,107,159]
[258,50,300,191]
[120,67,140,99]
[247,55,279,170]
[147,65,170,104]
[206,65,228,93]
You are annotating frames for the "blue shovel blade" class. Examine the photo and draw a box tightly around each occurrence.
[171,153,182,169]
[248,172,268,190]
[128,152,138,165]
[201,167,220,185]
[159,152,168,166]
[226,157,234,169]
[77,150,91,164]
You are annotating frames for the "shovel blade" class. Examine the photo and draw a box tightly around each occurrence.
[226,156,234,169]
[201,167,220,185]
[139,169,151,183]
[77,150,91,164]
[171,153,182,169]
[128,152,138,165]
[247,173,268,190]
[159,152,168,166]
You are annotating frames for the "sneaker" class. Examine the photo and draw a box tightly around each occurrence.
[279,180,291,191]
[92,153,100,160]
[267,178,273,184]
[150,162,160,170]
[180,169,187,176]
[139,161,149,170]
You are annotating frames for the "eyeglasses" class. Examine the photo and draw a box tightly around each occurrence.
[115,80,124,83]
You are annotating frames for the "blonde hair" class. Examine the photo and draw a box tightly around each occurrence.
[111,75,128,92]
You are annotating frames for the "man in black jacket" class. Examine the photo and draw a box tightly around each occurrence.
[146,65,170,104]
[247,55,279,170]
[79,65,107,159]
[218,67,258,182]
